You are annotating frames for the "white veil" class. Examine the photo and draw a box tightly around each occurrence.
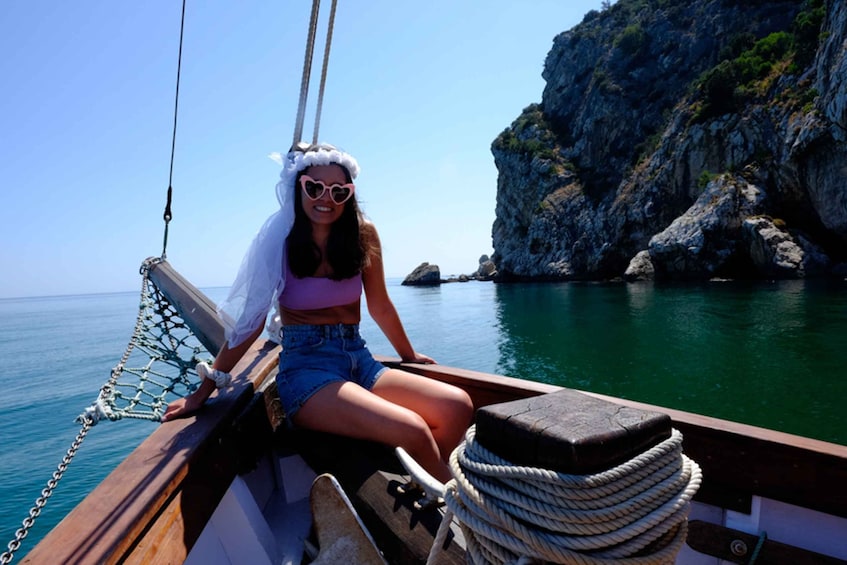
[217,143,360,347]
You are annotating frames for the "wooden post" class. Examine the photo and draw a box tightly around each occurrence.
[474,388,672,474]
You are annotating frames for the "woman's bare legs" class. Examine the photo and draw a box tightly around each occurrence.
[292,370,473,482]
[371,368,473,466]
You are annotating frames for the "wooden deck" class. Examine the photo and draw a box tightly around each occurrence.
[280,427,465,565]
[25,353,847,563]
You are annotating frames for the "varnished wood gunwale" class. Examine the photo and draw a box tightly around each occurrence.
[22,262,279,564]
[379,358,847,520]
[146,258,225,356]
[687,520,847,564]
[21,339,279,565]
[24,350,847,564]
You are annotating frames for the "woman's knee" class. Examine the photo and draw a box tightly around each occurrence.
[441,386,475,429]
[394,411,438,452]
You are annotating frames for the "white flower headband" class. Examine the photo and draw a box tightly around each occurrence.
[272,142,360,207]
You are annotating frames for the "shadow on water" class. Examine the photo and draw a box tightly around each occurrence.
[492,279,847,445]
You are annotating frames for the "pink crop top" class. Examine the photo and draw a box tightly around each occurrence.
[278,260,363,311]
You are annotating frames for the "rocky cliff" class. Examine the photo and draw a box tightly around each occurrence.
[491,0,845,281]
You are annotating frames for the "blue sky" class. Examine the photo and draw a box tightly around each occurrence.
[1,1,605,299]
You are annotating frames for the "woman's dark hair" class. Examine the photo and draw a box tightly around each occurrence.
[287,165,371,280]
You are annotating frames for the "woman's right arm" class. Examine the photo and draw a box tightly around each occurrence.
[161,323,264,421]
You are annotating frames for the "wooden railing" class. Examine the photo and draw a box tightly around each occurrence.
[384,359,847,520]
[22,261,279,564]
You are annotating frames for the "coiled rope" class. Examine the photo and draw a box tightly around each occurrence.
[428,426,702,565]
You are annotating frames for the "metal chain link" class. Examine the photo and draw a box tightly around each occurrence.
[1,259,160,564]
[1,418,93,565]
[1,255,206,563]
[93,258,159,417]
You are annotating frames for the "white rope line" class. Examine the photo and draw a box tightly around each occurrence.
[292,0,339,148]
[428,426,702,565]
[311,0,338,145]
[467,460,693,534]
[464,447,681,510]
[292,0,321,146]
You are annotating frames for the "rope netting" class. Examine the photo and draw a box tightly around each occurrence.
[78,257,211,425]
[1,257,211,564]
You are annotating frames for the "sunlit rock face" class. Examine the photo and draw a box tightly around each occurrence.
[492,0,846,281]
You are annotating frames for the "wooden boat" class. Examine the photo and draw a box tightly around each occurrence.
[21,261,847,564]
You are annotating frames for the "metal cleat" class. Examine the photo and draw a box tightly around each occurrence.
[394,447,446,510]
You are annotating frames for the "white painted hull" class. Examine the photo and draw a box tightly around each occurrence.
[188,450,847,564]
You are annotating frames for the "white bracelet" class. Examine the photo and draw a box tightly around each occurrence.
[196,361,232,389]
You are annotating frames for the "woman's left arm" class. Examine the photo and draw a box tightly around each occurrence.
[362,222,435,364]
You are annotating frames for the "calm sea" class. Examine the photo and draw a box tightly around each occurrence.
[1,277,845,557]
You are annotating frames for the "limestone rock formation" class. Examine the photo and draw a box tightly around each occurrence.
[403,255,499,285]
[475,254,498,281]
[491,0,845,281]
[402,263,441,286]
[743,216,831,277]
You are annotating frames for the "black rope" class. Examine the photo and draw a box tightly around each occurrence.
[162,0,187,260]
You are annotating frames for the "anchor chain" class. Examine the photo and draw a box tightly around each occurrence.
[1,418,93,564]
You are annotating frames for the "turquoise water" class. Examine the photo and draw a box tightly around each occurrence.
[1,277,845,557]
[362,279,847,444]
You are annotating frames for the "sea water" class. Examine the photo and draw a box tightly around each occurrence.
[1,277,845,556]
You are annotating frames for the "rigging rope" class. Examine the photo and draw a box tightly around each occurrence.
[161,0,187,260]
[293,0,321,147]
[2,1,191,550]
[428,426,702,565]
[311,0,338,145]
[292,0,339,149]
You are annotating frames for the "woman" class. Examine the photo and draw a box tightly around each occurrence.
[162,143,473,482]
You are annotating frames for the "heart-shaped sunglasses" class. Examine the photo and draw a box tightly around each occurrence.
[299,175,356,205]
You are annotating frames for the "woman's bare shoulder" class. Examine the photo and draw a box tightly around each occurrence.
[360,218,381,240]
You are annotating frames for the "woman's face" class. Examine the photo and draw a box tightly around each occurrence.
[299,164,352,228]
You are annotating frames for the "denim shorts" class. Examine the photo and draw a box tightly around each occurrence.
[276,324,388,421]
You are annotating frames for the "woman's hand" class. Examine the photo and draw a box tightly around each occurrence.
[402,351,436,365]
[161,392,205,422]
[160,361,229,422]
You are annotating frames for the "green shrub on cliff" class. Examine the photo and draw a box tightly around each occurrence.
[493,104,559,162]
[615,23,648,57]
[692,0,825,122]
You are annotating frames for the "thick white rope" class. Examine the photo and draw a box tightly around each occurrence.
[292,0,321,146]
[428,426,702,565]
[311,0,338,145]
[292,0,339,148]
